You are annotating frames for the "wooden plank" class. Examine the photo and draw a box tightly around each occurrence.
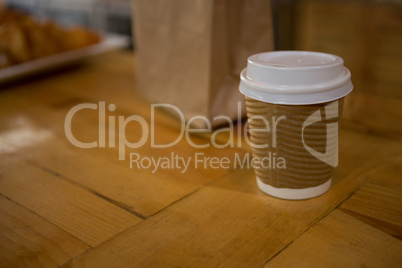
[29,137,211,218]
[2,50,402,267]
[364,153,402,193]
[0,159,141,247]
[0,195,89,268]
[1,88,398,220]
[0,63,247,218]
[0,54,247,171]
[63,157,375,267]
[340,183,402,234]
[337,128,402,172]
[61,116,402,267]
[27,101,242,180]
[339,153,402,239]
[265,210,402,267]
[0,103,246,217]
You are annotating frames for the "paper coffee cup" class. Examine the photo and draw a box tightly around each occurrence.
[239,51,353,200]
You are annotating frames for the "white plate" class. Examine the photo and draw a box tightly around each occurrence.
[0,34,130,84]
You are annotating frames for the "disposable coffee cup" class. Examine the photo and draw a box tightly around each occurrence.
[239,51,353,200]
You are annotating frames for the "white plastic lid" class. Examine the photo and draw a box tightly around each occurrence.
[239,51,353,105]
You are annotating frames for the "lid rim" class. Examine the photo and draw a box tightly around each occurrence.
[248,51,344,71]
[239,81,353,105]
[240,67,351,94]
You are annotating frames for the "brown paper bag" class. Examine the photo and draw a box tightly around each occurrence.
[132,0,274,127]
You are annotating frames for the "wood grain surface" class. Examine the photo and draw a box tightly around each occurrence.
[265,210,402,268]
[0,50,401,267]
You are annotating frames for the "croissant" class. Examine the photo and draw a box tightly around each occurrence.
[0,8,100,69]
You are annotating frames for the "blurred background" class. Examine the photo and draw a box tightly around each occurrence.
[3,0,133,47]
[5,0,402,83]
[2,0,402,135]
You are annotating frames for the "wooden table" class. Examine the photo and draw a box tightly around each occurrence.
[0,51,401,267]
